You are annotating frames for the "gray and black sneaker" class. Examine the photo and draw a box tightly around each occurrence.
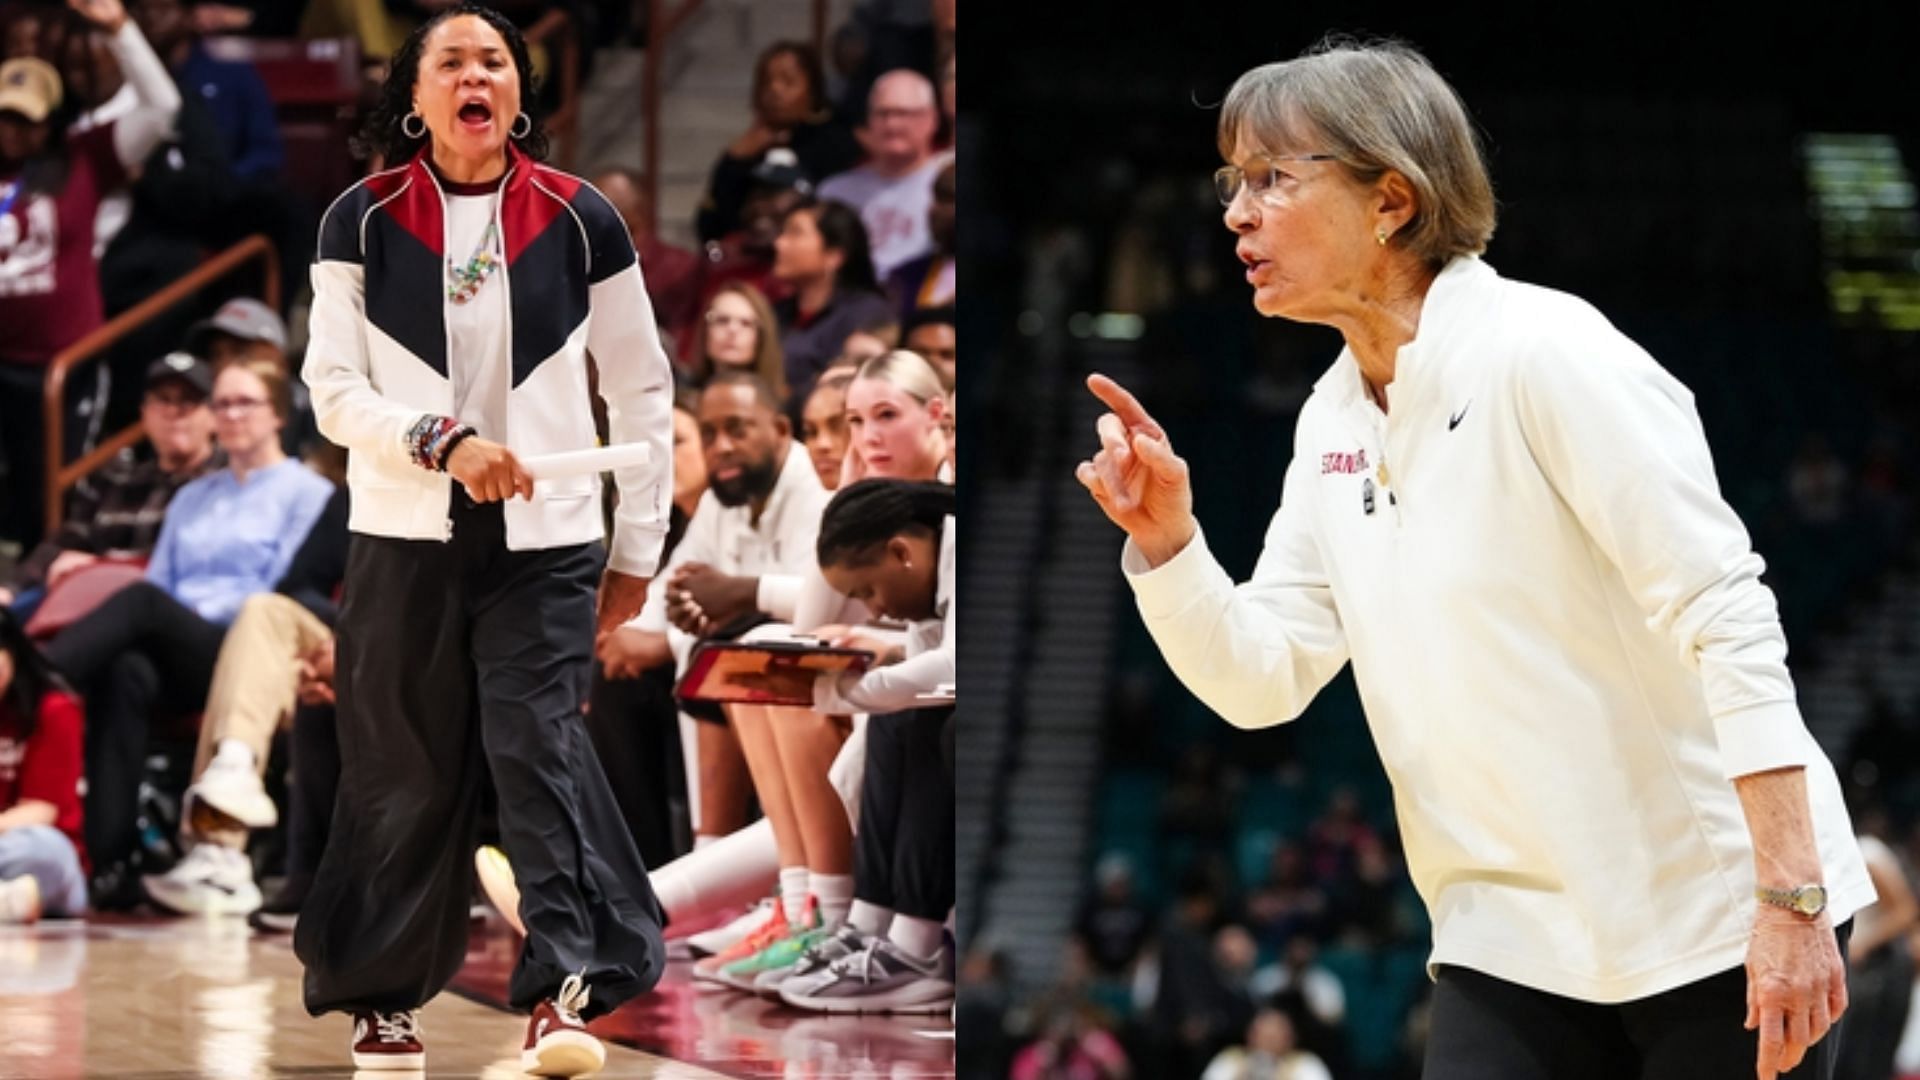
[754,922,870,996]
[778,935,954,1014]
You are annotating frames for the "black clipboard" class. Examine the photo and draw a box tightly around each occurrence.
[675,640,875,706]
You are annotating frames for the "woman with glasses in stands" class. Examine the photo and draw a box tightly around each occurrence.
[42,357,331,911]
[0,0,179,553]
[1078,36,1868,1080]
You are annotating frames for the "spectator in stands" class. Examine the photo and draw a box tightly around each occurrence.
[1079,38,1867,1080]
[1244,842,1329,954]
[1075,853,1156,979]
[0,352,219,617]
[772,197,893,402]
[593,167,701,351]
[1250,935,1347,1035]
[902,305,955,389]
[833,319,897,377]
[132,0,281,179]
[886,156,953,320]
[695,148,808,315]
[0,607,87,924]
[138,473,347,917]
[696,41,856,245]
[800,370,854,490]
[1835,821,1919,1080]
[1201,1006,1333,1080]
[686,281,787,403]
[182,296,317,453]
[841,348,951,484]
[1788,432,1850,526]
[0,0,181,552]
[43,355,330,909]
[818,69,946,278]
[1303,785,1378,886]
[1009,997,1134,1080]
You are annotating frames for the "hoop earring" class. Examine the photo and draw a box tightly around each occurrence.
[510,112,532,139]
[400,111,426,139]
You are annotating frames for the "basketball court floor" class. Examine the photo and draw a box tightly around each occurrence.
[0,916,956,1078]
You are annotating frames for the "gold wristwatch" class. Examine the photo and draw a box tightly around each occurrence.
[1755,883,1828,918]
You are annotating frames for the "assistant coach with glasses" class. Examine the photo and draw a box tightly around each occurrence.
[1079,36,1870,1080]
[293,4,674,1075]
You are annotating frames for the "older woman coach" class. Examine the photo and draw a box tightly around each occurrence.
[1079,37,1870,1080]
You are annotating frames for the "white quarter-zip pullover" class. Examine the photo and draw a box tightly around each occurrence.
[1124,256,1871,1003]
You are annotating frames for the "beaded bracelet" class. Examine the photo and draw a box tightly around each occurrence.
[407,415,466,472]
[434,426,478,472]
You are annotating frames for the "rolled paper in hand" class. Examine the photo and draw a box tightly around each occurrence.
[519,443,652,479]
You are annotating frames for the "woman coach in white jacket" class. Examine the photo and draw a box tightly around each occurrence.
[294,5,672,1076]
[1079,37,1869,1080]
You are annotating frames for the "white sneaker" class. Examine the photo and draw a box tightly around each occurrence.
[190,743,278,828]
[474,845,524,936]
[684,897,777,959]
[0,875,42,924]
[143,843,262,916]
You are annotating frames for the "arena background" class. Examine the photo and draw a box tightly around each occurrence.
[956,5,1920,1078]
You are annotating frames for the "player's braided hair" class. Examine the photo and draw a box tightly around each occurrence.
[816,479,954,567]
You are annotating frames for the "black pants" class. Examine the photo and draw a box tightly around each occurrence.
[295,498,664,1019]
[1835,940,1912,1080]
[281,702,339,900]
[855,707,954,920]
[584,665,688,871]
[0,359,103,552]
[44,581,225,870]
[1424,922,1853,1080]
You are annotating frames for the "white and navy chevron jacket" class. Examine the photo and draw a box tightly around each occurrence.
[302,145,672,577]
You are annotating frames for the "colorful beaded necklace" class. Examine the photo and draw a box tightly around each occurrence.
[446,215,502,305]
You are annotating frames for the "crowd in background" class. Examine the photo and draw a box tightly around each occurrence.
[0,0,962,1023]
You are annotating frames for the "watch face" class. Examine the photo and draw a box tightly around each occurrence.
[1795,886,1828,915]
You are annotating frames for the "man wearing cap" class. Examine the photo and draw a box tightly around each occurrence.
[0,0,181,551]
[0,352,220,617]
[185,295,317,455]
[686,150,811,348]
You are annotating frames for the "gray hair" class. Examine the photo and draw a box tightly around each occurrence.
[1217,36,1496,266]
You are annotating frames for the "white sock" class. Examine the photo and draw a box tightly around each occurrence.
[886,915,944,962]
[214,738,255,769]
[779,866,809,926]
[810,872,854,928]
[651,819,778,924]
[848,899,893,938]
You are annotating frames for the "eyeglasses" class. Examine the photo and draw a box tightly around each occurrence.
[210,396,269,416]
[1213,154,1340,207]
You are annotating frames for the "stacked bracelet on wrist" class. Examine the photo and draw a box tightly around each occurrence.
[407,415,473,472]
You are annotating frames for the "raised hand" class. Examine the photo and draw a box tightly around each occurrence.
[1075,373,1197,567]
[65,0,128,32]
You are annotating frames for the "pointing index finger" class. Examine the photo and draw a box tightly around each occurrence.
[1088,373,1166,441]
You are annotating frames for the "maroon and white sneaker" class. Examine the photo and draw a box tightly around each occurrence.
[521,972,605,1077]
[350,1009,423,1070]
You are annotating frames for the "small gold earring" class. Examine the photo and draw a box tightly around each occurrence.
[1376,229,1389,246]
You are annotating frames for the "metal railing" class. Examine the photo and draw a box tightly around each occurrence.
[41,235,280,532]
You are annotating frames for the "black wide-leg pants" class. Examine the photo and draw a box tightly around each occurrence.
[296,497,664,1019]
[854,707,955,920]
